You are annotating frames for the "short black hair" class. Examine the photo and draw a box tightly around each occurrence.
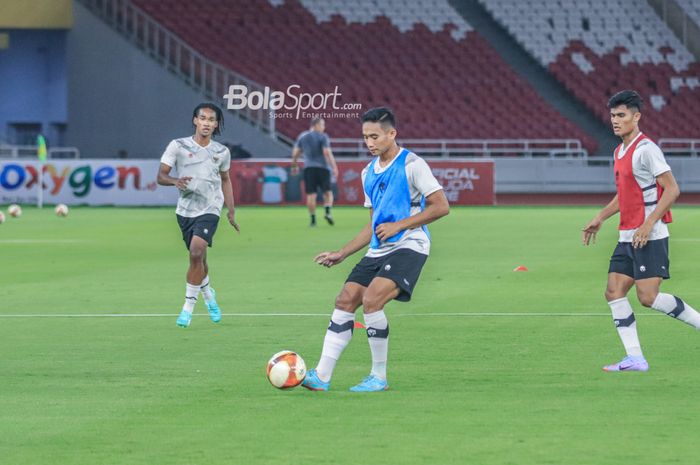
[608,90,643,113]
[192,102,224,136]
[361,107,396,129]
[310,116,324,127]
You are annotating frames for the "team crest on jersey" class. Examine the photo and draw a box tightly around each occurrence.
[213,157,220,162]
[188,153,194,158]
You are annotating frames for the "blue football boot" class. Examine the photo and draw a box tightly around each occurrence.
[349,375,388,392]
[301,369,330,391]
[176,309,192,328]
[205,288,222,323]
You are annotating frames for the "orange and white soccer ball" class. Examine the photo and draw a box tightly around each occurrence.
[266,350,307,389]
[8,204,21,218]
[55,204,69,217]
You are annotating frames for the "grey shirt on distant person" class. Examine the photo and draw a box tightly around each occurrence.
[294,130,331,170]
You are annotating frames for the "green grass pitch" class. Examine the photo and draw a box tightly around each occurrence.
[1,205,700,464]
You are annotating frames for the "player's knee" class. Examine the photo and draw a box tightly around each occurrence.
[604,288,614,301]
[605,287,623,302]
[189,246,205,262]
[335,290,359,312]
[362,294,383,313]
[637,290,657,308]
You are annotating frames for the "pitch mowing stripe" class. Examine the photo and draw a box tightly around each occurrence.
[0,312,665,318]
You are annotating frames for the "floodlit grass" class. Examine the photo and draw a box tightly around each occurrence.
[2,206,699,464]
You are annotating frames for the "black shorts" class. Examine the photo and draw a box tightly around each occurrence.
[304,167,331,194]
[346,248,428,302]
[608,238,670,280]
[176,214,220,250]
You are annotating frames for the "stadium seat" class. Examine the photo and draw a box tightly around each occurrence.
[133,0,597,151]
[480,0,700,140]
[676,0,700,29]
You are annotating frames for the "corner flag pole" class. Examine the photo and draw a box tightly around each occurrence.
[37,135,47,209]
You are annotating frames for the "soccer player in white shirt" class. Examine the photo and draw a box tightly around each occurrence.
[302,107,450,391]
[582,90,700,371]
[157,103,240,327]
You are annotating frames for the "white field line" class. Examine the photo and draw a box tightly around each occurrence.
[0,312,665,318]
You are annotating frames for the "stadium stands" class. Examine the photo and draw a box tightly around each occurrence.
[480,0,700,140]
[133,0,596,151]
[676,0,700,28]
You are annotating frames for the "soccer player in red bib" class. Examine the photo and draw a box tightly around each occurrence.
[582,90,700,372]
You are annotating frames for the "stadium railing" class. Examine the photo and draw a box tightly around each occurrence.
[659,139,700,157]
[0,145,80,159]
[331,138,588,158]
[75,0,291,144]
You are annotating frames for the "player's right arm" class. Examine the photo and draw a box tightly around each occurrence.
[157,163,191,190]
[314,210,373,267]
[582,194,619,245]
[157,141,191,190]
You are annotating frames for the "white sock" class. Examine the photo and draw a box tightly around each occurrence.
[183,283,199,313]
[652,293,700,329]
[608,297,643,357]
[316,309,355,382]
[200,275,214,302]
[365,310,389,380]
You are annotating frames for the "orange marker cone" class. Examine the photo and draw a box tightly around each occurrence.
[513,265,529,272]
[354,321,366,329]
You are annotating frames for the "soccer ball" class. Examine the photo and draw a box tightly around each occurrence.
[266,350,307,389]
[0,211,5,224]
[8,204,21,218]
[55,204,69,217]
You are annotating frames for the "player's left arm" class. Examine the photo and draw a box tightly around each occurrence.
[220,169,240,232]
[291,146,302,175]
[323,147,339,179]
[375,190,449,241]
[632,170,679,248]
[375,156,449,241]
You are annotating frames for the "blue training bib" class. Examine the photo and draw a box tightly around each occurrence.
[364,149,428,249]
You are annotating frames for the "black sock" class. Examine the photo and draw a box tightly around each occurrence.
[310,214,316,224]
[325,206,331,215]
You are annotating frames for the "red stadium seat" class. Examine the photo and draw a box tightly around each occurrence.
[481,0,700,140]
[134,0,597,151]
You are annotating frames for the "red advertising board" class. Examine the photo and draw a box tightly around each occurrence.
[230,159,494,206]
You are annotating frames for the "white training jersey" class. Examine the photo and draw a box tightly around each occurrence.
[160,137,231,218]
[616,132,671,243]
[362,150,443,258]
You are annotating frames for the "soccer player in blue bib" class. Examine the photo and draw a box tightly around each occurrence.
[303,107,450,392]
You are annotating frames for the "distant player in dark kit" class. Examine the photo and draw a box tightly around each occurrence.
[582,90,700,371]
[291,117,339,226]
[157,103,240,328]
[302,107,450,392]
